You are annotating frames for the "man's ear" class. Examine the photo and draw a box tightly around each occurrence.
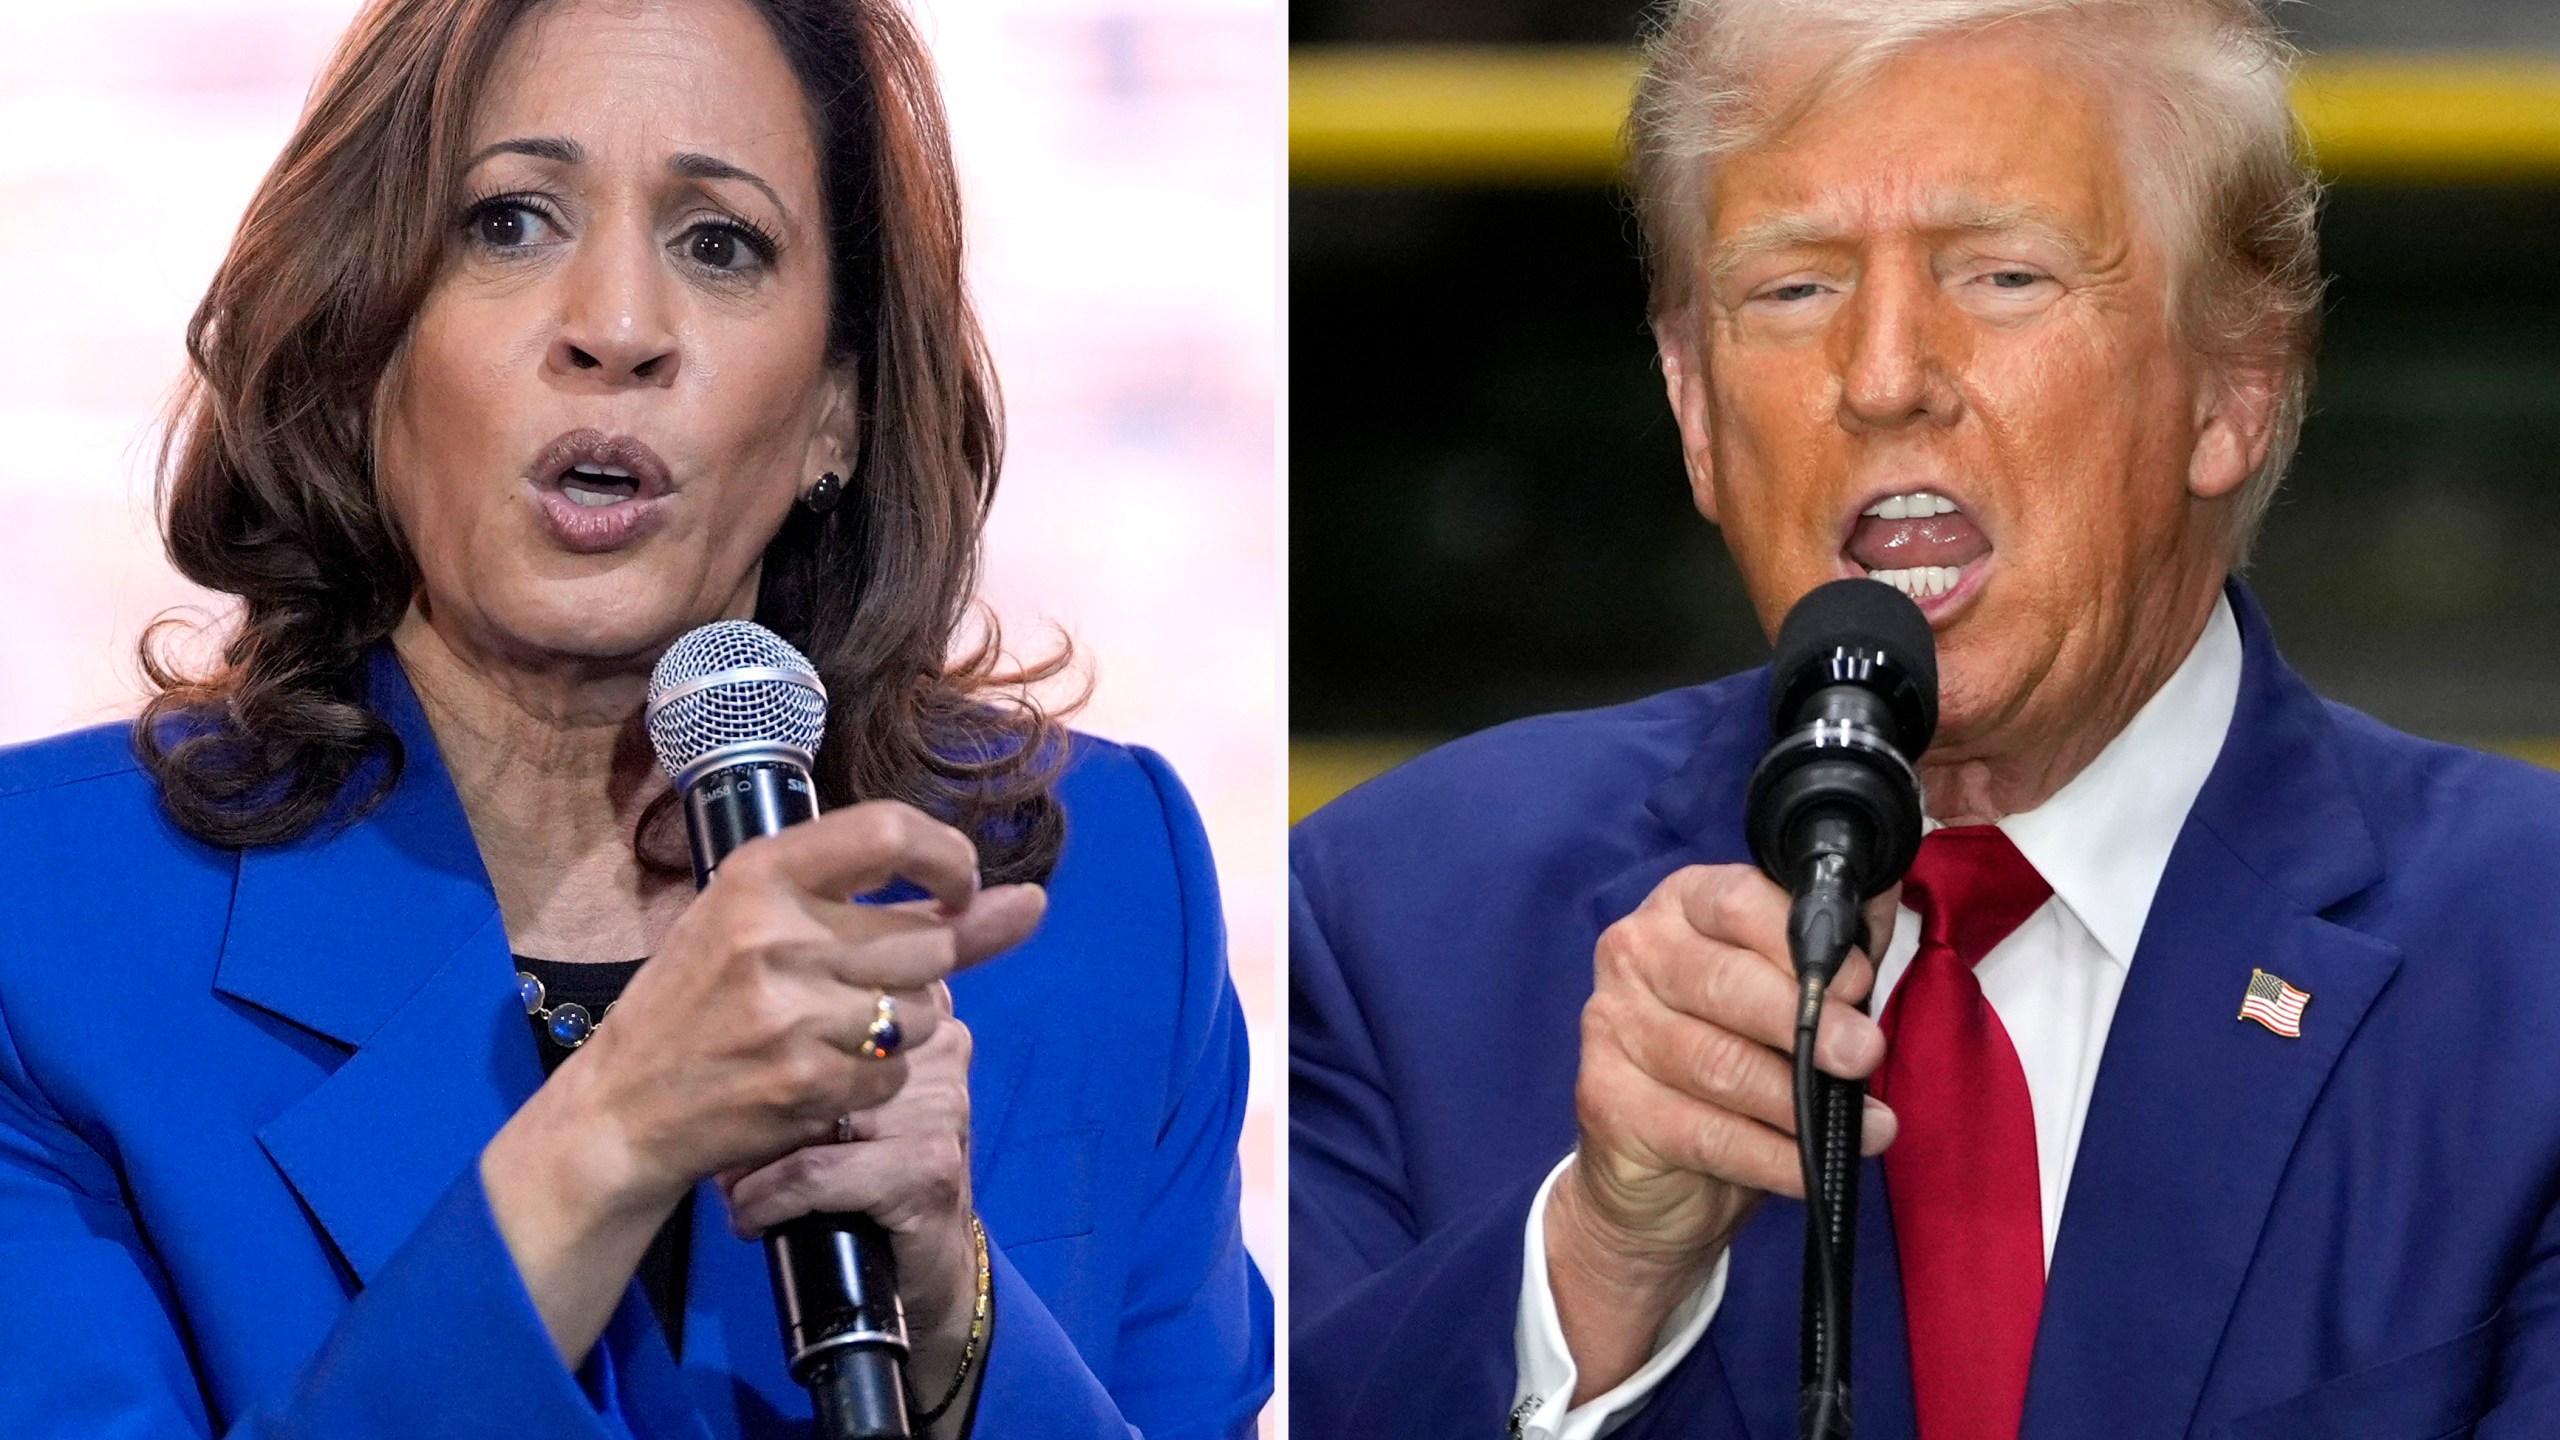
[1657,313,1720,525]
[802,361,864,491]
[2188,356,2283,503]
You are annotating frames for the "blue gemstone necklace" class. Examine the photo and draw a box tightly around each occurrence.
[516,969,611,1049]
[513,956,647,1054]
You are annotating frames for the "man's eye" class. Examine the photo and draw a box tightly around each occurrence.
[1767,282,1826,303]
[1988,270,2044,290]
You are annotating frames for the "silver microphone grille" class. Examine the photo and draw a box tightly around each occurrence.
[644,621,829,780]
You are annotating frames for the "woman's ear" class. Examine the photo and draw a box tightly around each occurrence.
[801,361,864,499]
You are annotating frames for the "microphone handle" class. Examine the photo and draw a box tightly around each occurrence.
[685,759,912,1440]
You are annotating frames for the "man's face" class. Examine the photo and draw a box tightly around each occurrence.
[1667,33,2261,761]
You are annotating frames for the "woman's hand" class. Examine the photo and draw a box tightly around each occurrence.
[480,801,1046,1367]
[724,994,982,1428]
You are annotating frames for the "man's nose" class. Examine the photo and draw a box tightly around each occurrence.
[1834,262,1960,433]
[546,226,680,388]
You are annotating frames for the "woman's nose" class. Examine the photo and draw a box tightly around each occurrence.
[547,231,681,387]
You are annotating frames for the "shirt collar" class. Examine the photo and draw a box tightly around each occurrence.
[1981,593,2242,967]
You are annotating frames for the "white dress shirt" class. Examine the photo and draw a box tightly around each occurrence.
[1510,596,2244,1440]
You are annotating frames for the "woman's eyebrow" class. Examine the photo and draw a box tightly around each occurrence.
[465,135,582,170]
[459,140,790,223]
[671,152,790,222]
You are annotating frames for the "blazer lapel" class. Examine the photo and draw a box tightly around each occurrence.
[214,648,539,1284]
[2021,586,2403,1440]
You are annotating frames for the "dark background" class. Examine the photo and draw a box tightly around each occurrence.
[1291,2,2560,756]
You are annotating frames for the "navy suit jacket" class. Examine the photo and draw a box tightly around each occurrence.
[0,651,1270,1438]
[1293,586,2560,1439]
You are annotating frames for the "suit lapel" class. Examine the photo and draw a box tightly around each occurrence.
[1601,668,1920,1437]
[1586,670,1772,931]
[214,648,538,1284]
[2021,586,2402,1440]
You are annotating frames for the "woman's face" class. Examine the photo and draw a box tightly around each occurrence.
[376,0,840,675]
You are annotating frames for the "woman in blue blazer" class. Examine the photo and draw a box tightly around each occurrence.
[0,0,1269,1435]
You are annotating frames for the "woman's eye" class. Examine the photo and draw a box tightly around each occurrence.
[682,223,770,274]
[465,201,556,250]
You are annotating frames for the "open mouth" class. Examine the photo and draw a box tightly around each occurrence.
[558,462,641,508]
[524,429,675,554]
[1845,488,1990,605]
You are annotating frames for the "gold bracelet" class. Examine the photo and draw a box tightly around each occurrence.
[912,1213,993,1428]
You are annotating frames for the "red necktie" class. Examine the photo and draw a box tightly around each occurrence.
[1875,826,2053,1440]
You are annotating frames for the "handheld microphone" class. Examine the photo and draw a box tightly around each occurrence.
[646,621,911,1440]
[1743,578,1935,1440]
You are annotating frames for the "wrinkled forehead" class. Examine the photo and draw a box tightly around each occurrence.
[1699,33,2149,272]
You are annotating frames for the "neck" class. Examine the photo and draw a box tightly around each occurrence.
[1916,578,2225,827]
[390,608,691,962]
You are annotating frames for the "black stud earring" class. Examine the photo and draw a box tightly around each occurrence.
[804,470,844,514]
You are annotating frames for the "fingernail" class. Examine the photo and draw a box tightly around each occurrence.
[1820,1019,1879,1074]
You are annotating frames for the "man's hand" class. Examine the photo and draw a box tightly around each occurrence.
[1545,862,1898,1402]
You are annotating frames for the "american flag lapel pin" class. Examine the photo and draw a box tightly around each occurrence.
[2239,968,2311,1038]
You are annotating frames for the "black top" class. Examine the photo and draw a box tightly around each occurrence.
[515,955,692,1356]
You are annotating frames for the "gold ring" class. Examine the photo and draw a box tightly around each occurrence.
[857,993,904,1061]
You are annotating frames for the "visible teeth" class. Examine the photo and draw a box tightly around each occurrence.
[562,485,621,508]
[1867,565,1962,599]
[586,464,633,479]
[1861,490,1958,519]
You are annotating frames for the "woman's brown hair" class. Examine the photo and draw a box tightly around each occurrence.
[138,0,1069,884]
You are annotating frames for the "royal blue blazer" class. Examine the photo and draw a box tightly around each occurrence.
[1294,584,2560,1439]
[0,650,1271,1438]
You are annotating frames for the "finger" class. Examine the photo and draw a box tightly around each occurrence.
[1670,866,1795,975]
[753,803,982,910]
[1639,936,1800,1051]
[1813,989,1887,1080]
[1590,1059,1807,1199]
[1861,1096,1899,1157]
[1830,946,1879,1008]
[948,884,1044,970]
[1638,938,1886,1081]
[725,1133,963,1236]
[805,968,948,1059]
[1608,1009,1799,1133]
[804,885,1040,979]
[804,925,966,995]
[832,1025,971,1141]
[1857,882,1902,987]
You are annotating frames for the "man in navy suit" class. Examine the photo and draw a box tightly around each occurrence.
[1292,2,2560,1437]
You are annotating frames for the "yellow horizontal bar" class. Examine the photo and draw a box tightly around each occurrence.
[1292,46,2560,186]
[1289,738,1430,824]
[1290,47,1638,185]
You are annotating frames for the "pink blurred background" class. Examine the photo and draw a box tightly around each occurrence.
[0,0,1281,1407]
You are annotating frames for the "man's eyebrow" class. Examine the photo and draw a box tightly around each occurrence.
[1704,201,2094,288]
[465,135,583,170]
[1922,200,2092,256]
[1705,215,1838,288]
[671,152,790,221]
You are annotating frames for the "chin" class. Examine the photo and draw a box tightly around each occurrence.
[480,576,711,667]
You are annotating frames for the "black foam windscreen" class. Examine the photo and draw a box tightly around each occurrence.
[1767,577,1938,750]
